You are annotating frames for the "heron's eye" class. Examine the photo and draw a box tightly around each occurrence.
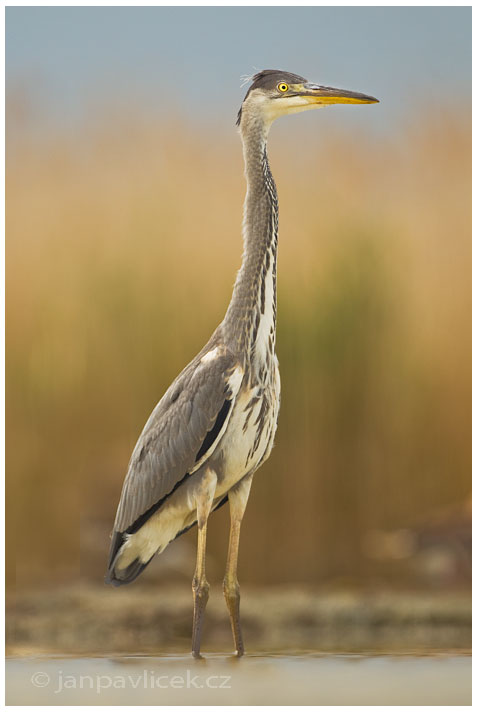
[278,83,289,93]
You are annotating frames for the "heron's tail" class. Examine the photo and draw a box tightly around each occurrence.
[105,530,153,587]
[105,495,229,586]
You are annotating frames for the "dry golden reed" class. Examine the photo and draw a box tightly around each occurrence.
[6,107,470,588]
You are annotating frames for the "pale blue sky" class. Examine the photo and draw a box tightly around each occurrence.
[6,6,471,134]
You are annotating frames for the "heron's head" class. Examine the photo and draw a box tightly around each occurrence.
[237,69,378,128]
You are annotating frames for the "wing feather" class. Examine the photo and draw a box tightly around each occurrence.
[111,347,242,537]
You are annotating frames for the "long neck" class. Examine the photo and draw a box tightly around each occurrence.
[223,116,278,372]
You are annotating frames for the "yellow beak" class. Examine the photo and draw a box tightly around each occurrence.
[299,83,379,105]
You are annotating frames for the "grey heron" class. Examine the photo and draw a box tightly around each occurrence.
[106,69,378,657]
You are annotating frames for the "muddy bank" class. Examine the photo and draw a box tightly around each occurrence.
[7,584,471,656]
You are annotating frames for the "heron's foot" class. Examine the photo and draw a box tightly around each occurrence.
[192,576,210,658]
[223,577,245,656]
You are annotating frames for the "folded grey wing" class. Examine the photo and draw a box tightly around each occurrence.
[112,350,243,535]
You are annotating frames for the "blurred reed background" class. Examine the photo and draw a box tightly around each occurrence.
[7,98,470,593]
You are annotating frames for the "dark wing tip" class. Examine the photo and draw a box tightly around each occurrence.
[105,556,151,587]
[105,530,154,586]
[106,530,125,570]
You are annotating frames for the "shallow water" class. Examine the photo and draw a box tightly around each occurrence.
[6,653,471,705]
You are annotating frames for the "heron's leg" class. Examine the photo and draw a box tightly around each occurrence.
[191,468,217,659]
[223,474,253,657]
